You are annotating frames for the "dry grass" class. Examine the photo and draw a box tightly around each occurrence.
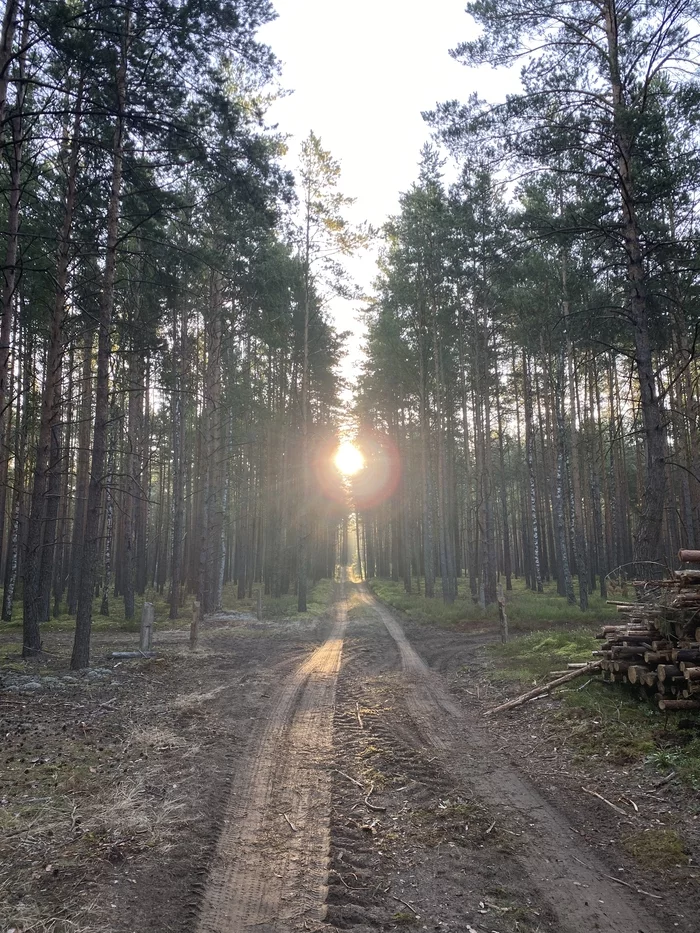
[82,775,186,849]
[0,892,103,933]
[172,684,228,711]
[129,724,190,750]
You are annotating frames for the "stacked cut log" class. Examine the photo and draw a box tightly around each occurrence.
[596,556,700,712]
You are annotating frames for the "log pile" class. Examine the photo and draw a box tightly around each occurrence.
[596,552,700,711]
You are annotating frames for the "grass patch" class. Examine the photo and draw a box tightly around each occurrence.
[487,629,598,683]
[367,576,614,631]
[622,828,688,870]
[411,798,507,848]
[644,738,700,790]
[488,628,700,780]
[230,577,334,621]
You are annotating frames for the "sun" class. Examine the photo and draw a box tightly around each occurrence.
[334,440,364,476]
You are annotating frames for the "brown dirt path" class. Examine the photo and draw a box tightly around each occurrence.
[358,586,665,933]
[196,587,348,932]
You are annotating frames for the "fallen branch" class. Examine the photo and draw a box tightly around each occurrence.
[109,651,157,659]
[485,662,602,715]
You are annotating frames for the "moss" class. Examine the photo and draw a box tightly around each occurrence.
[622,828,688,870]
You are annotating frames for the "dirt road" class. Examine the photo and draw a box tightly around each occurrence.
[197,593,347,932]
[198,583,670,933]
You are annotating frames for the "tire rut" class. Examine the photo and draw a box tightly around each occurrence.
[197,591,348,933]
[360,586,665,933]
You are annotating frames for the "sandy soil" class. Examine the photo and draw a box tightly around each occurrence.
[1,583,698,933]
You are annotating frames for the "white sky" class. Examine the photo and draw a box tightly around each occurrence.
[258,1,516,384]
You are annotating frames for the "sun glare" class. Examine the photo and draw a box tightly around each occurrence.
[334,440,364,476]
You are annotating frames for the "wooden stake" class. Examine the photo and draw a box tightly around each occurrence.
[140,601,154,652]
[190,599,201,650]
[497,583,508,643]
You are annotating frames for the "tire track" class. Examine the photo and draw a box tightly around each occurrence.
[359,586,665,933]
[197,589,347,933]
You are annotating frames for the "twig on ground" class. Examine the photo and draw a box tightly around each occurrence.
[332,768,364,790]
[355,702,364,729]
[390,894,420,917]
[283,813,298,832]
[581,786,629,817]
[364,782,387,813]
[654,770,677,788]
[602,874,662,899]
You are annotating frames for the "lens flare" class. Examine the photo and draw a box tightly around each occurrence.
[334,441,364,476]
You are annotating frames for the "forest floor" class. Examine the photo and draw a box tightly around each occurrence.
[1,580,699,933]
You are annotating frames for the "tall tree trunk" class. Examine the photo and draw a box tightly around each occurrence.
[2,319,29,621]
[561,253,588,609]
[169,305,185,618]
[495,352,512,590]
[0,0,28,547]
[554,349,575,604]
[71,14,128,668]
[523,353,543,592]
[22,75,82,654]
[602,0,666,561]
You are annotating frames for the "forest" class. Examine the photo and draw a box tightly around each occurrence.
[3,3,700,933]
[0,0,699,664]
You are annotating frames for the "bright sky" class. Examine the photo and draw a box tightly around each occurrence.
[259,1,516,384]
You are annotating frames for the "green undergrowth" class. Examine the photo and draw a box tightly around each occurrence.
[227,577,334,621]
[489,630,700,787]
[1,587,177,635]
[368,575,614,632]
[487,629,598,682]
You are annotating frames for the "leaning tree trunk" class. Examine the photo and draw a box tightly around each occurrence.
[71,16,128,669]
